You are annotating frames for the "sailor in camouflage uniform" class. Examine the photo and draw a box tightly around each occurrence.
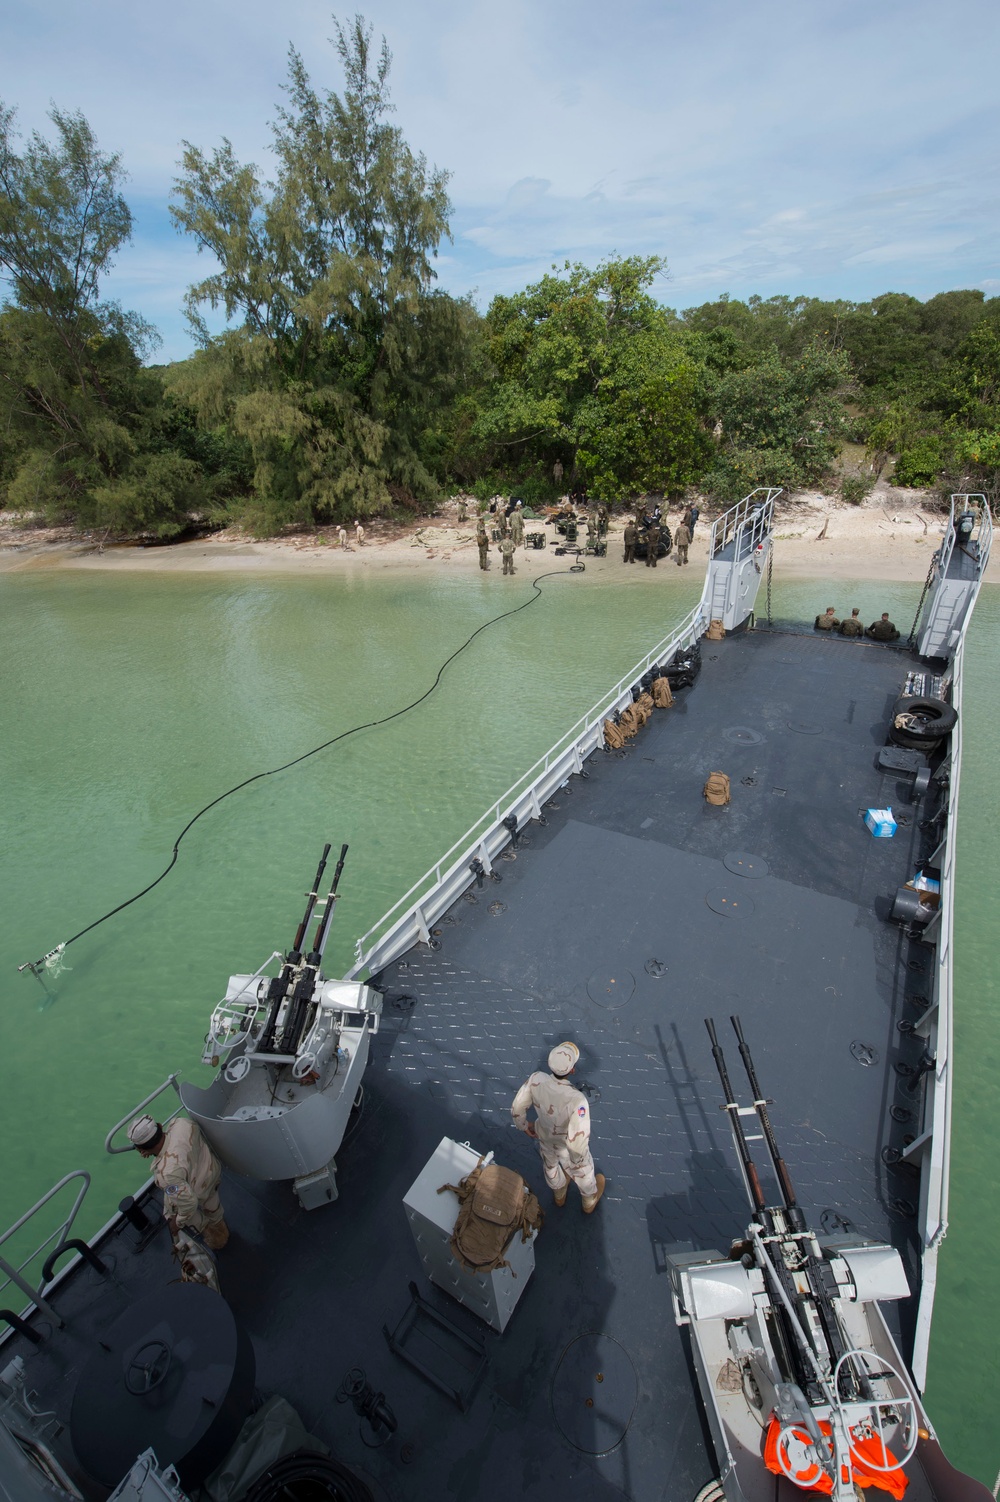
[476,521,490,570]
[128,1114,229,1249]
[499,535,517,575]
[511,1042,606,1212]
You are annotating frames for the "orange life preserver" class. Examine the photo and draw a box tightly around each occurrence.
[763,1416,909,1499]
[764,1416,833,1493]
[849,1433,908,1499]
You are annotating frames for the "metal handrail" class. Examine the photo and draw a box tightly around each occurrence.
[105,1074,183,1155]
[349,597,709,978]
[908,624,966,1389]
[708,487,782,560]
[0,1171,92,1324]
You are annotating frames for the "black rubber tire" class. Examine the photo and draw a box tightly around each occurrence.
[890,695,958,742]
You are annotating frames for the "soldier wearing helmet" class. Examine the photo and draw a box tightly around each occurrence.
[511,1042,606,1213]
[127,1114,229,1250]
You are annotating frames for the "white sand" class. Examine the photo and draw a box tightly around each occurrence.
[1,486,996,584]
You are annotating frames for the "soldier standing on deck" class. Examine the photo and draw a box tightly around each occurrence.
[476,521,490,570]
[645,521,661,566]
[128,1115,229,1249]
[499,535,517,575]
[512,1042,606,1212]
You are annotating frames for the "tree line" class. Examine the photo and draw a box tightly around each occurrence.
[2,18,999,539]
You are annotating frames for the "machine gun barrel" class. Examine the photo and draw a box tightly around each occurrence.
[278,846,350,1059]
[292,844,332,958]
[308,843,349,965]
[730,1014,805,1229]
[704,1017,767,1218]
[258,844,332,1055]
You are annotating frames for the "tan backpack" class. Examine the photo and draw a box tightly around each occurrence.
[706,619,725,641]
[704,771,731,806]
[651,676,673,708]
[604,718,625,750]
[439,1160,543,1275]
[171,1228,220,1293]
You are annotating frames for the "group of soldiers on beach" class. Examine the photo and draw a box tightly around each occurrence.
[476,493,702,575]
[815,605,901,641]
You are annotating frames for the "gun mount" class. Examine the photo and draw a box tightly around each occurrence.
[178,845,382,1210]
[667,1017,948,1502]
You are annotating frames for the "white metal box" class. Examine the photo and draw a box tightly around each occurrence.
[403,1137,536,1332]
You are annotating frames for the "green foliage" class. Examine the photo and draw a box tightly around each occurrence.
[699,343,851,501]
[169,18,459,532]
[841,472,875,505]
[0,101,214,534]
[893,437,945,488]
[471,256,709,496]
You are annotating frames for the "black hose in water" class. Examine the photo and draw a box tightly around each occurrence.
[20,569,576,972]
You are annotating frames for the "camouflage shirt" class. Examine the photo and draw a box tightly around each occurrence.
[153,1119,221,1230]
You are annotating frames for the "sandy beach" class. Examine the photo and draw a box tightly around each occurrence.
[1,486,996,584]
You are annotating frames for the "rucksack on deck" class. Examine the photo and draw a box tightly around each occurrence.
[438,1159,543,1275]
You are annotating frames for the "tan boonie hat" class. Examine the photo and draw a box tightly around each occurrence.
[127,1115,160,1148]
[548,1041,580,1077]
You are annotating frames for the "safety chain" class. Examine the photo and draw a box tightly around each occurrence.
[907,558,936,647]
[765,544,773,626]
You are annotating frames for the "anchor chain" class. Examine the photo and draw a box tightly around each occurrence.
[765,543,773,626]
[907,557,936,647]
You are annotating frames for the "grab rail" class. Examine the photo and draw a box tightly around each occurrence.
[708,487,782,561]
[104,1074,182,1156]
[0,1171,92,1326]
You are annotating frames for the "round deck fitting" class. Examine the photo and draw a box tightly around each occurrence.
[705,888,755,918]
[722,726,764,745]
[552,1332,637,1455]
[645,958,667,978]
[587,969,635,1009]
[487,901,506,916]
[723,852,770,880]
[787,720,822,734]
[850,1040,879,1067]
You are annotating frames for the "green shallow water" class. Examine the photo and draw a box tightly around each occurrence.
[0,563,996,1484]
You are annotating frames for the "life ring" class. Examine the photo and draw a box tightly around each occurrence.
[764,1416,833,1493]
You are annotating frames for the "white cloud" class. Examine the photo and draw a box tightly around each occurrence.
[4,0,999,358]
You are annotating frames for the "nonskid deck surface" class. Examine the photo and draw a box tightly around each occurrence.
[16,626,939,1502]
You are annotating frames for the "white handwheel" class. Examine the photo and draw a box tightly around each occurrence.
[224,1054,252,1084]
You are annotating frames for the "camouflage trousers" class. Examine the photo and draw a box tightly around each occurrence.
[167,1188,229,1250]
[538,1139,598,1200]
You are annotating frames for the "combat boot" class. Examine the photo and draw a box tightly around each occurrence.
[582,1174,606,1214]
[203,1217,230,1250]
[553,1184,568,1208]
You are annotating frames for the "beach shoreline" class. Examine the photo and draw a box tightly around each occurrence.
[2,487,995,585]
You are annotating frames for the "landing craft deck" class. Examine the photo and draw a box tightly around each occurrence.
[0,494,992,1502]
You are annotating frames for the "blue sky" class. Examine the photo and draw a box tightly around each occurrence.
[4,0,999,362]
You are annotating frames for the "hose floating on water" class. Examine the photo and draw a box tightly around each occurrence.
[19,569,578,976]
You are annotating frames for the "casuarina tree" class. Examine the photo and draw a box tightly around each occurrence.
[169,15,457,532]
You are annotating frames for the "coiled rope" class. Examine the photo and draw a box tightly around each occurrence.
[20,568,576,975]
